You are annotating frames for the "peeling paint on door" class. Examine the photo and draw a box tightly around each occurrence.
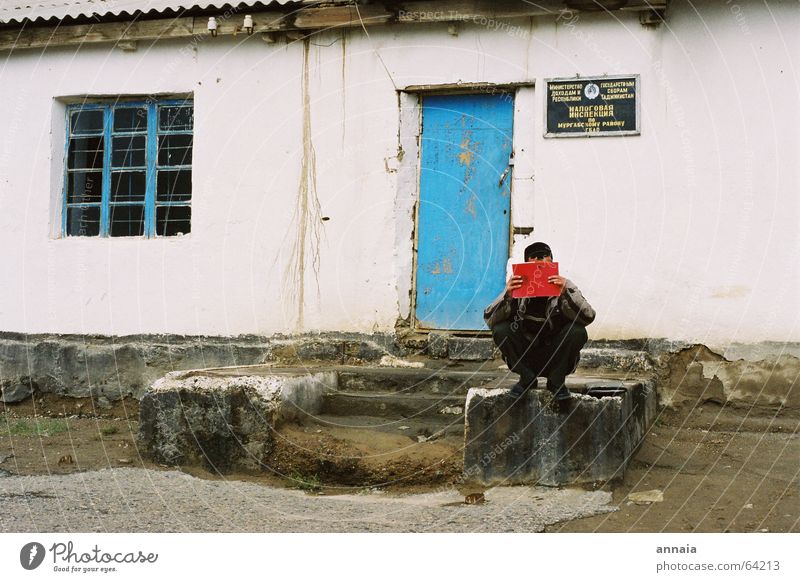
[442,256,453,274]
[465,194,477,219]
[458,133,476,166]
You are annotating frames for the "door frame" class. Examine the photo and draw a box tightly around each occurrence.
[402,83,532,334]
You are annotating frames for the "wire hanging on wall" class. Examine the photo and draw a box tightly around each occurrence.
[353,2,399,91]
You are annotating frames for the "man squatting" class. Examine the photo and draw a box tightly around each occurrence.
[484,242,596,401]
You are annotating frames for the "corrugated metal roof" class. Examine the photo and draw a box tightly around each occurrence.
[0,1,297,25]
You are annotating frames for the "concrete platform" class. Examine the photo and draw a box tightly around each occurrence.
[137,370,333,472]
[463,379,657,487]
[137,362,655,480]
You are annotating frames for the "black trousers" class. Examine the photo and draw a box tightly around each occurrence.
[491,320,588,392]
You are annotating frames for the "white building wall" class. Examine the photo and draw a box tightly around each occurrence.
[0,0,797,346]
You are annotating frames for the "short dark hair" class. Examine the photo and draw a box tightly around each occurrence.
[524,242,552,261]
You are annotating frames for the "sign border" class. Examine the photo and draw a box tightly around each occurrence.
[543,74,641,138]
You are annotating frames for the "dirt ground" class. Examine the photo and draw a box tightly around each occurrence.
[266,422,463,490]
[1,393,797,532]
[0,394,464,493]
[546,404,799,532]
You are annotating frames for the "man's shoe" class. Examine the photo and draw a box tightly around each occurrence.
[508,382,528,398]
[551,385,572,401]
[508,378,538,398]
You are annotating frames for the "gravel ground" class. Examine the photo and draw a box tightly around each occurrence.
[0,468,615,533]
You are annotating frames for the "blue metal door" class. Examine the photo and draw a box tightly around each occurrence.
[415,93,514,330]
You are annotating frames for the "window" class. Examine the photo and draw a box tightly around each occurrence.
[63,98,193,237]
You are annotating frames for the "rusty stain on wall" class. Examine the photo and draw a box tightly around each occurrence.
[284,40,325,331]
[341,30,347,146]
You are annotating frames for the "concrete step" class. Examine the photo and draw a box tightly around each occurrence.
[166,362,650,402]
[402,333,656,370]
[335,366,645,395]
[319,378,644,420]
[336,367,503,395]
[196,360,652,394]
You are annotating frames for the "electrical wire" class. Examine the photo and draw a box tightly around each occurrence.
[353,1,399,91]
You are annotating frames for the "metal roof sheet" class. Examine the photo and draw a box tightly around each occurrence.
[0,1,296,25]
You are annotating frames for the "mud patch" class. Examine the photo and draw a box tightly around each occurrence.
[266,421,463,490]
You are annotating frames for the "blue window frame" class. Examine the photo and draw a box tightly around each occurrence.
[63,98,193,237]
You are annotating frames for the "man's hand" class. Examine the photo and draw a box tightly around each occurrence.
[504,275,523,298]
[548,275,567,295]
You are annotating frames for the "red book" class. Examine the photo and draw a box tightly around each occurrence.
[511,262,561,298]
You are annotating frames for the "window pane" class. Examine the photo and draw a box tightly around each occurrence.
[110,171,146,203]
[159,106,193,132]
[70,109,104,135]
[113,107,148,132]
[158,134,192,166]
[156,169,192,202]
[66,206,100,236]
[156,205,191,236]
[109,204,145,237]
[112,135,146,167]
[67,136,104,169]
[67,171,103,204]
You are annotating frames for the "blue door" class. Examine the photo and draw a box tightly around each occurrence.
[415,93,514,330]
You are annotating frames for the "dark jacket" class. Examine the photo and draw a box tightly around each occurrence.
[483,278,596,332]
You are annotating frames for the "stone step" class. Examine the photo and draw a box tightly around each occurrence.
[174,363,649,397]
[318,377,643,421]
[336,367,504,395]
[577,347,655,372]
[335,366,645,395]
[411,333,655,371]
